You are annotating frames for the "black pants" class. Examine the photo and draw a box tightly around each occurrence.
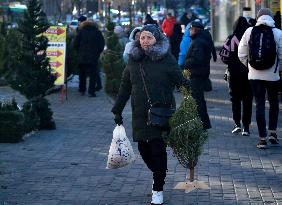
[190,77,211,129]
[250,80,280,138]
[229,74,253,128]
[78,63,98,95]
[138,138,167,191]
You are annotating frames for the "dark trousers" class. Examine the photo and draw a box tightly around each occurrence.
[250,80,280,138]
[96,67,102,89]
[190,77,211,129]
[138,138,167,191]
[78,63,98,95]
[229,75,253,128]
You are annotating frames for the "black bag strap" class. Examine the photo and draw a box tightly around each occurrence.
[139,63,152,105]
[274,55,279,73]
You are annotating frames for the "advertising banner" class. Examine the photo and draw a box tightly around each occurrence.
[44,26,66,86]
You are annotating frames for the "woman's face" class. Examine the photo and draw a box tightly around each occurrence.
[140,31,156,50]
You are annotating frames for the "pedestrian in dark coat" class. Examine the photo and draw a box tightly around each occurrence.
[73,21,105,97]
[184,20,213,129]
[111,24,190,205]
[144,13,158,26]
[221,16,253,135]
[169,23,183,61]
[179,12,191,32]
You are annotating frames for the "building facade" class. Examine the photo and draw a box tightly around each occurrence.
[211,0,281,43]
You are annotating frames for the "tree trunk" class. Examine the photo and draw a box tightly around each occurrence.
[189,167,194,182]
[128,4,132,27]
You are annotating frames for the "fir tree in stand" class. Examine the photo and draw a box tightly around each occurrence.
[165,70,209,193]
[101,19,124,99]
[7,0,56,130]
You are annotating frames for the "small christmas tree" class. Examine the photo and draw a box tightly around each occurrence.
[101,20,124,99]
[0,99,25,143]
[4,0,56,130]
[165,71,209,193]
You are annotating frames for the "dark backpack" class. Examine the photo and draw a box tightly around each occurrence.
[219,34,240,65]
[248,25,277,70]
[219,35,232,64]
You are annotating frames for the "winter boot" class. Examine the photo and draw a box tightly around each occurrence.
[151,191,163,205]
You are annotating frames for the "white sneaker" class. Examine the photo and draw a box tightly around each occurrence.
[151,191,163,205]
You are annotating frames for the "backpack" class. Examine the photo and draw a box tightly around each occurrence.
[219,35,232,64]
[248,25,277,70]
[219,34,239,65]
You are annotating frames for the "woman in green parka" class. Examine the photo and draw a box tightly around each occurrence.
[111,25,190,205]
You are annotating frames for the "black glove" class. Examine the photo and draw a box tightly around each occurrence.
[114,114,123,125]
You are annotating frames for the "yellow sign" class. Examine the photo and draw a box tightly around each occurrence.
[44,26,66,86]
[45,26,66,42]
[271,0,280,14]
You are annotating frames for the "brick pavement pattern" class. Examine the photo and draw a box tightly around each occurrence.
[0,60,282,205]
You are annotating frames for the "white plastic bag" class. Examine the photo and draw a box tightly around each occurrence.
[106,125,136,169]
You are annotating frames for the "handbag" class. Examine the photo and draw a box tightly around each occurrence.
[139,64,175,129]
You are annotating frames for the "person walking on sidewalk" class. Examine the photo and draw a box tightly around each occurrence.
[169,23,183,62]
[184,20,213,130]
[73,20,105,97]
[238,8,282,149]
[220,16,253,136]
[111,24,190,205]
[161,13,176,38]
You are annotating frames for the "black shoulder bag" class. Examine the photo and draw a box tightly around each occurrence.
[139,64,175,130]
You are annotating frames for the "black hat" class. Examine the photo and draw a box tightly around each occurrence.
[78,16,87,22]
[190,20,204,29]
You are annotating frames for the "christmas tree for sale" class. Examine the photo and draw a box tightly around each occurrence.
[0,99,25,143]
[6,0,56,130]
[101,20,124,99]
[166,80,209,193]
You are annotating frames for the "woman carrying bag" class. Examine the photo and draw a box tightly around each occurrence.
[111,24,190,205]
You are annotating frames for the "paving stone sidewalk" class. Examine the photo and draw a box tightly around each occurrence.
[0,60,282,205]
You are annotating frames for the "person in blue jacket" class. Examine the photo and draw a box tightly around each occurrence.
[178,23,191,69]
[178,20,217,69]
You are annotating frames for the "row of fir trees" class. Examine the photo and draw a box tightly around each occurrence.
[0,0,56,143]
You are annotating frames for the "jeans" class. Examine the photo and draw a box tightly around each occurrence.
[229,74,253,128]
[138,138,167,191]
[250,80,280,138]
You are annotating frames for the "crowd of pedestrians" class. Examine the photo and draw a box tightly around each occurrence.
[71,9,281,205]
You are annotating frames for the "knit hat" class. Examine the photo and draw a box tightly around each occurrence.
[257,8,274,19]
[78,15,87,22]
[190,20,204,29]
[114,25,124,34]
[140,24,161,41]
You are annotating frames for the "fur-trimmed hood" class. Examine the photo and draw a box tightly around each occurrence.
[129,34,170,61]
[80,21,98,30]
[256,15,275,27]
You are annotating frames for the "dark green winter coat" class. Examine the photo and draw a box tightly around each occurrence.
[112,35,190,142]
